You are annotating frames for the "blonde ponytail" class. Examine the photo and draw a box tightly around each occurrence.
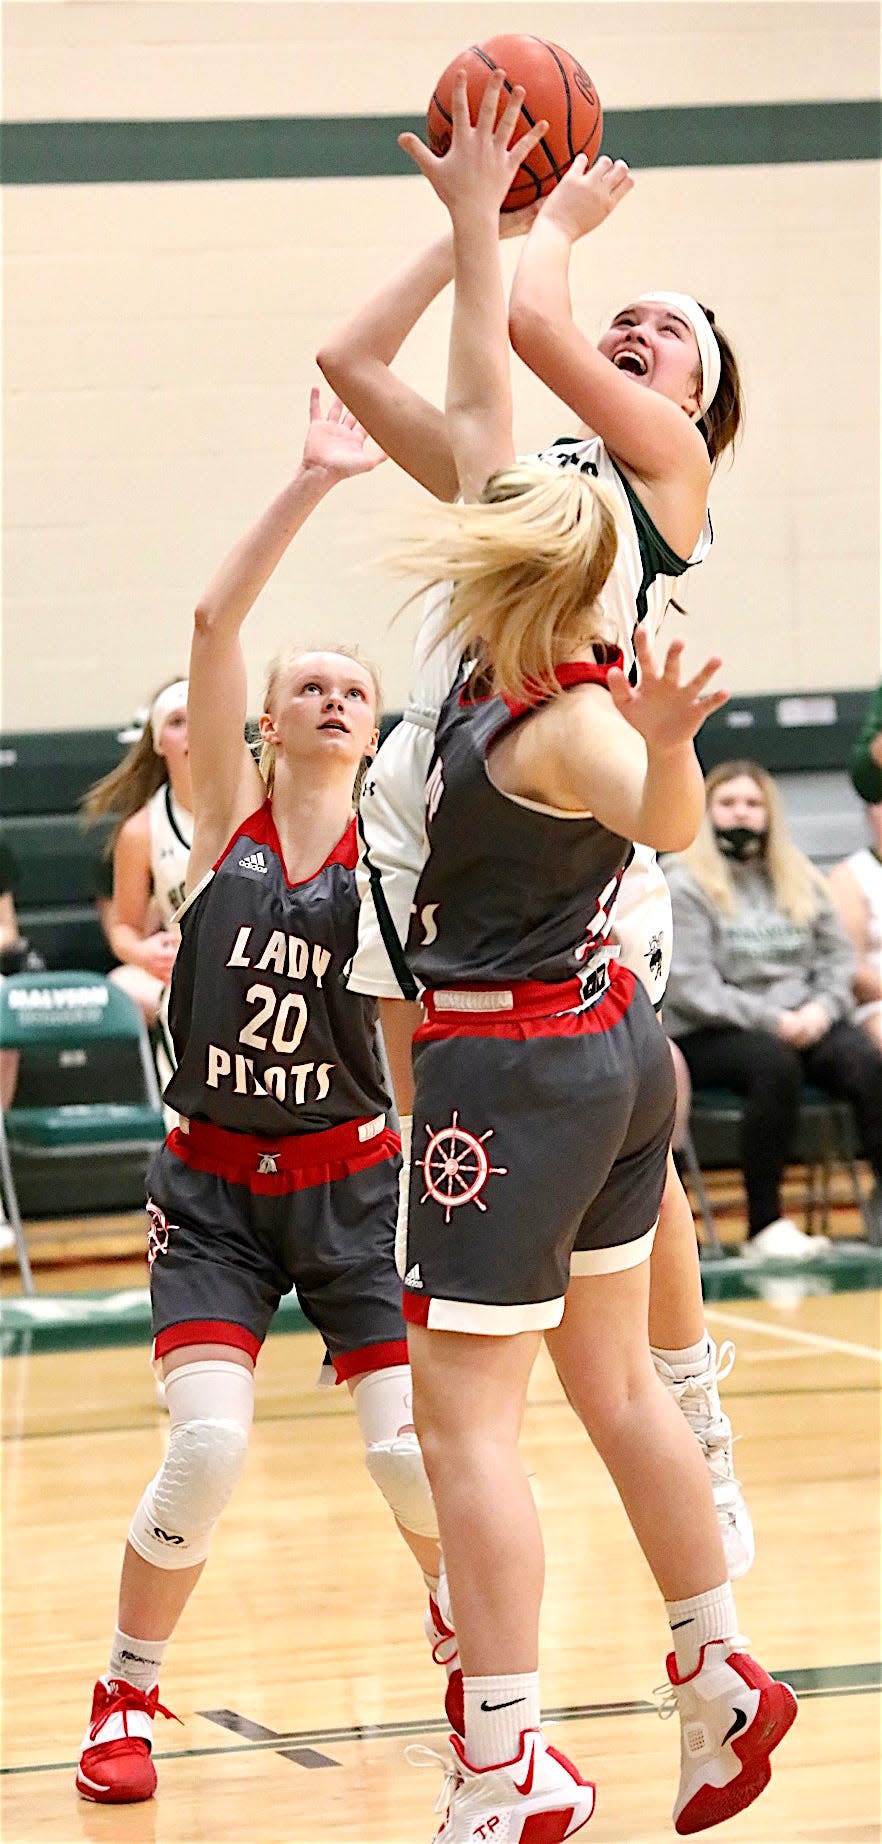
[390,463,619,703]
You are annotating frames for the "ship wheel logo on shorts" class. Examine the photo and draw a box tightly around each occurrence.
[416,1111,508,1223]
[146,1196,174,1267]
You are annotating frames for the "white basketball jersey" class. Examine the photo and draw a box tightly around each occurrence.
[534,435,713,673]
[148,784,192,926]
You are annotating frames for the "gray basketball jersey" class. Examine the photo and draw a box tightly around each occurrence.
[165,804,389,1135]
[407,659,629,993]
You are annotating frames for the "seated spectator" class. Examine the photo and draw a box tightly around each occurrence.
[81,680,192,1029]
[663,759,882,1258]
[849,682,882,806]
[0,837,47,1104]
[0,839,47,1247]
[828,802,882,1052]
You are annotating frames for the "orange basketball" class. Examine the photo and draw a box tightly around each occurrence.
[427,34,603,212]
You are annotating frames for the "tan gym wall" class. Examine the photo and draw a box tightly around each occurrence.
[3,1,879,729]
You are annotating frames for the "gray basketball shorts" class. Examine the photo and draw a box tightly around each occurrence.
[145,1113,406,1381]
[402,968,675,1336]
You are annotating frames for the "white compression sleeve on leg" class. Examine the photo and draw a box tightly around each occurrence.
[352,1364,439,1540]
[127,1361,254,1569]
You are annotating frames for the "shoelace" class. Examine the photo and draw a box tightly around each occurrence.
[670,1343,739,1450]
[714,1340,736,1385]
[90,1682,181,1742]
[652,1633,752,1721]
[652,1682,679,1721]
[405,1743,462,1817]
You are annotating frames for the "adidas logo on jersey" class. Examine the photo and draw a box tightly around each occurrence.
[238,850,268,874]
[404,1264,423,1289]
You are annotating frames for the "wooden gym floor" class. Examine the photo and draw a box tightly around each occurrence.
[1,1199,880,1843]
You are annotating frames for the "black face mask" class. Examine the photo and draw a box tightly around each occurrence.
[714,824,767,862]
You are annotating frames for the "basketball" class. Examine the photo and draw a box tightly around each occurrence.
[427,34,603,212]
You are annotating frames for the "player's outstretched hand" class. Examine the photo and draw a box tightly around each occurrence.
[302,388,387,481]
[399,68,548,221]
[607,627,728,750]
[535,152,634,242]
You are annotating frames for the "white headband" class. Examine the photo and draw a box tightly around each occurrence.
[637,291,722,419]
[149,680,188,748]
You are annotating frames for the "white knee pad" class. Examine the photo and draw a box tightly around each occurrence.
[127,1361,254,1570]
[352,1364,439,1541]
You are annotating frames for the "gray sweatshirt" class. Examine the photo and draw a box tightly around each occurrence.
[663,859,857,1040]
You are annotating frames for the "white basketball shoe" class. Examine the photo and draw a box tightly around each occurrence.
[419,1728,595,1843]
[663,1640,797,1834]
[653,1338,755,1578]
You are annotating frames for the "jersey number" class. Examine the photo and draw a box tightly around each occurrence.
[238,983,309,1055]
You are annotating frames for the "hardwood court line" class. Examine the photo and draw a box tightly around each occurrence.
[4,1668,878,1779]
[706,1306,882,1364]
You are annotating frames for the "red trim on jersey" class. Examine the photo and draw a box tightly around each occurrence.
[415,966,636,1042]
[154,1319,262,1361]
[167,1116,400,1195]
[503,650,625,718]
[332,1338,410,1384]
[402,1292,431,1326]
[457,651,625,714]
[214,801,358,886]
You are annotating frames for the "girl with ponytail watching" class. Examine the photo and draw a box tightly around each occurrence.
[83,681,193,1028]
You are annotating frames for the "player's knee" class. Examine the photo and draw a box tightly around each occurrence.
[127,1360,254,1568]
[351,1363,438,1540]
[364,1434,439,1539]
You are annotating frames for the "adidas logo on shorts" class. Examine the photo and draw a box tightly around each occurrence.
[404,1264,423,1289]
[238,850,268,874]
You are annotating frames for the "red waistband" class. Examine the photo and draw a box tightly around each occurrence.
[416,965,633,1042]
[421,973,601,1024]
[167,1113,398,1194]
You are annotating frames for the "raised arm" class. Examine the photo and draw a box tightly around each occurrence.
[317,236,460,500]
[187,392,385,887]
[398,71,547,501]
[509,159,709,508]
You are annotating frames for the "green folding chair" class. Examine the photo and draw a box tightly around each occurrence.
[0,971,166,1294]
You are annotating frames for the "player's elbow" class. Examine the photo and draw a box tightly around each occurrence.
[642,804,703,855]
[192,599,221,638]
[315,339,347,395]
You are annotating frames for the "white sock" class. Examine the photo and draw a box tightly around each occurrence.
[464,1672,540,1768]
[108,1627,167,1693]
[651,1337,710,1376]
[665,1583,739,1678]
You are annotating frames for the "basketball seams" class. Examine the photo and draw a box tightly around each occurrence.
[426,36,602,203]
[542,41,576,164]
[470,43,565,192]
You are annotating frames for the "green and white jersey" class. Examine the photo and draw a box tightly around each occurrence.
[534,435,712,675]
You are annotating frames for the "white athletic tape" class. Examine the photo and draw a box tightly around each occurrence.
[127,1361,254,1569]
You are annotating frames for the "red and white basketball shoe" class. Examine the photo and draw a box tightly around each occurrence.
[425,1728,595,1843]
[76,1675,179,1803]
[665,1641,797,1834]
[425,1570,464,1737]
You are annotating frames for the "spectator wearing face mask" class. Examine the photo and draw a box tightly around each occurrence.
[663,760,882,1258]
